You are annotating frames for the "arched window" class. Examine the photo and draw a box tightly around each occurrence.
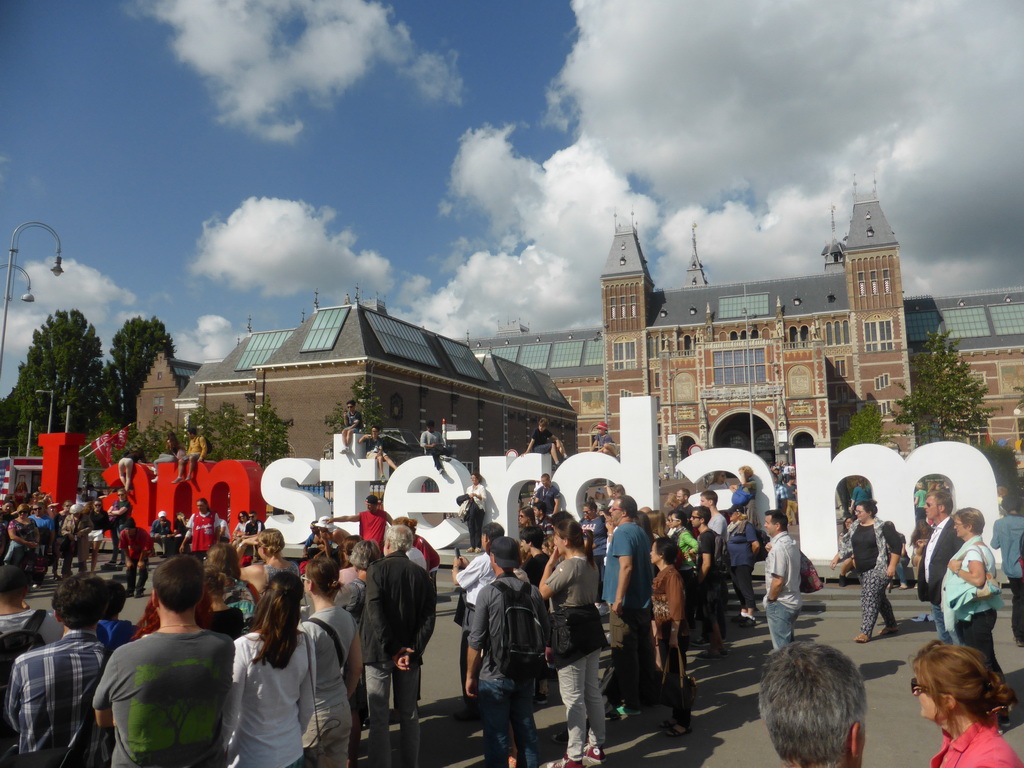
[789,326,798,343]
[730,331,738,341]
[800,325,809,341]
[842,321,850,344]
[826,323,833,345]
[683,335,692,351]
[750,328,759,339]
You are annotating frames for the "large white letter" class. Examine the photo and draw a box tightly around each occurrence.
[261,458,331,544]
[674,448,774,524]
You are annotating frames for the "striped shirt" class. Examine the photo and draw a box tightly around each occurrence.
[4,629,109,767]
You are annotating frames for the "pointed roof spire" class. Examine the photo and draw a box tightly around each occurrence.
[684,222,709,288]
[823,203,846,272]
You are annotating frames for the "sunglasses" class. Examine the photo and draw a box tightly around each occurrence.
[910,678,929,696]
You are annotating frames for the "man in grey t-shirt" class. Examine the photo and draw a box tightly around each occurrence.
[94,556,234,768]
[762,511,803,650]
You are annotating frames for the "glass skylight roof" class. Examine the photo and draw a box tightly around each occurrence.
[989,304,1024,336]
[942,307,990,339]
[301,307,349,352]
[719,293,770,320]
[491,346,519,361]
[582,340,604,366]
[548,340,585,368]
[236,330,292,371]
[496,358,539,396]
[365,312,439,367]
[905,310,942,343]
[438,337,488,380]
[518,344,551,369]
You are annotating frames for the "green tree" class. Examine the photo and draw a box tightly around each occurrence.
[325,376,385,435]
[104,316,175,427]
[10,309,104,451]
[893,332,995,443]
[188,403,249,461]
[249,397,292,467]
[130,419,181,462]
[837,403,890,452]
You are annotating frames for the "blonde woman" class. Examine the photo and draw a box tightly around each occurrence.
[241,529,299,595]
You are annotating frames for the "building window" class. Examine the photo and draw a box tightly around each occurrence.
[883,268,891,294]
[875,373,890,389]
[838,413,851,431]
[713,349,766,386]
[683,335,692,351]
[630,295,637,318]
[647,336,657,359]
[864,320,894,352]
[826,323,833,346]
[842,321,850,344]
[858,271,866,297]
[157,371,163,381]
[870,270,878,295]
[612,340,636,370]
[620,390,633,398]
[153,396,165,416]
[837,386,849,403]
[835,359,846,377]
[609,296,616,320]
[877,401,892,416]
[652,372,660,389]
[789,326,797,343]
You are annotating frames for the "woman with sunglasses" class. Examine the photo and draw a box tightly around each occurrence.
[911,640,1021,766]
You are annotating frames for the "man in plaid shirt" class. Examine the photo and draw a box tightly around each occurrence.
[4,575,111,766]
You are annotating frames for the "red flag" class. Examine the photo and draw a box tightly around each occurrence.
[90,429,114,468]
[110,425,130,453]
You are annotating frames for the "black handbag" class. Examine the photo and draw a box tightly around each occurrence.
[658,648,697,711]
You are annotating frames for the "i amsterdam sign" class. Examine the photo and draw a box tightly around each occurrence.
[36,398,999,563]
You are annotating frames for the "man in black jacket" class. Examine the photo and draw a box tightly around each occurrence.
[363,524,436,768]
[916,489,959,644]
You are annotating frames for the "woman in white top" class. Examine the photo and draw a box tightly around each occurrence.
[301,556,362,768]
[465,472,487,552]
[224,570,315,768]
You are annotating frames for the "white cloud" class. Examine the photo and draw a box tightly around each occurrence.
[191,196,392,298]
[0,259,137,394]
[174,315,241,362]
[139,0,462,140]
[409,128,657,336]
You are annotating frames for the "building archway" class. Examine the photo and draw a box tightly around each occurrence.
[711,411,776,463]
[792,431,816,450]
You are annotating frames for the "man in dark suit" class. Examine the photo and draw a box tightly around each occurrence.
[916,489,959,644]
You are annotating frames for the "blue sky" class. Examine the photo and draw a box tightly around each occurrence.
[3,1,1024,397]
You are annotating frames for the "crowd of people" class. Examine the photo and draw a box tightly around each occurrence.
[1,462,1022,768]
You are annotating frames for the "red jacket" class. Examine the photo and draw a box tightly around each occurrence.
[931,721,1024,768]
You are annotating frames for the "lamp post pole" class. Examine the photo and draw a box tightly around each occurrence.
[1,222,64,387]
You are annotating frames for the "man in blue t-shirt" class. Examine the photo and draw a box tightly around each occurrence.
[602,495,657,714]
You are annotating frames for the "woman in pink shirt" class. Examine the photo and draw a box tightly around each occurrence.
[912,640,1022,768]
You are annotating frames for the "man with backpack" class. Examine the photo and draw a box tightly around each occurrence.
[692,506,728,659]
[4,575,111,766]
[466,536,549,768]
[0,564,61,645]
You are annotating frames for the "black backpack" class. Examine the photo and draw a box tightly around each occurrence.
[0,610,47,697]
[712,531,731,578]
[489,579,547,681]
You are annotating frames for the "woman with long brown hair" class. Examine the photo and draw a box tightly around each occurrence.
[224,570,314,768]
[911,640,1021,766]
[301,556,363,768]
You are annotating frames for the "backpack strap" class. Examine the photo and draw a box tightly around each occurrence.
[23,609,46,636]
[305,617,345,669]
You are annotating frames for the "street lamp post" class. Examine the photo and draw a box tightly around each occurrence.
[36,389,54,433]
[1,222,64,387]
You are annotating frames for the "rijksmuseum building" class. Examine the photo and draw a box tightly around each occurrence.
[139,193,1024,468]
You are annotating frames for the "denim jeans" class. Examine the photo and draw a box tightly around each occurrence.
[931,603,959,645]
[365,661,420,768]
[478,677,539,768]
[764,600,799,650]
